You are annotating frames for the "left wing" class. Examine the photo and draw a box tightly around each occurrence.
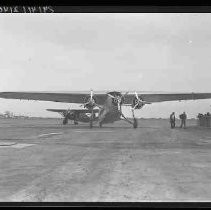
[123,92,211,104]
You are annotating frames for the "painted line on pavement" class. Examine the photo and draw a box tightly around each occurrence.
[155,151,181,155]
[0,142,17,146]
[0,143,35,149]
[10,144,35,148]
[74,130,113,133]
[38,132,63,137]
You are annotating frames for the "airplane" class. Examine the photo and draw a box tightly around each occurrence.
[46,108,99,125]
[0,90,211,128]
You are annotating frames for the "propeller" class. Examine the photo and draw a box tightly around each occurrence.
[80,89,102,110]
[133,92,141,109]
[107,92,124,111]
[132,92,151,110]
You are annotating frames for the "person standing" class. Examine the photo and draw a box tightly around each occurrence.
[170,112,176,128]
[180,112,187,128]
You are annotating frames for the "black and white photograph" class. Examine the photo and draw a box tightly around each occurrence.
[0,10,211,204]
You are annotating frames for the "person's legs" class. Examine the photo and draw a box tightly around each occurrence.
[184,120,186,128]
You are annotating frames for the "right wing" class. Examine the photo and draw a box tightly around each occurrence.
[123,92,211,104]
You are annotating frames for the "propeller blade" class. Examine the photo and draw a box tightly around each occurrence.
[135,92,139,100]
[134,92,151,104]
[90,89,93,101]
[134,103,139,109]
[107,94,115,98]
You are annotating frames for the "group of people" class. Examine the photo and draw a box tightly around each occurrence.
[169,112,187,129]
[197,112,211,118]
[197,112,211,127]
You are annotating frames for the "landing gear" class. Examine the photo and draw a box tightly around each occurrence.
[90,120,93,128]
[63,117,68,125]
[83,90,98,129]
[133,118,138,128]
[119,107,138,128]
[131,109,138,129]
[89,109,94,129]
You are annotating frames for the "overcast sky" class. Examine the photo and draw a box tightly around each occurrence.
[0,13,211,118]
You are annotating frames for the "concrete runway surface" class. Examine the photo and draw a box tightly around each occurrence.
[0,118,210,202]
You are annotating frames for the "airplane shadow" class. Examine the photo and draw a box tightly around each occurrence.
[8,124,161,130]
[60,125,161,130]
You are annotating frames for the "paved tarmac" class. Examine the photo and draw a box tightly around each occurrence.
[0,118,210,202]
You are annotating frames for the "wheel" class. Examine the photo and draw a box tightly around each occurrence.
[133,118,138,128]
[74,121,78,125]
[99,122,102,128]
[90,120,93,128]
[63,118,68,125]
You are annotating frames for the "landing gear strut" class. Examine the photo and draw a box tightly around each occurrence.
[120,110,138,129]
[89,109,93,128]
[83,90,99,129]
[131,108,138,129]
[74,121,78,125]
[107,91,138,129]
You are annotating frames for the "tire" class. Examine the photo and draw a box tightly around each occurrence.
[99,122,102,128]
[133,118,138,129]
[90,120,93,128]
[63,118,68,125]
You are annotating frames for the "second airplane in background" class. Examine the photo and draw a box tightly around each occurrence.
[46,108,99,125]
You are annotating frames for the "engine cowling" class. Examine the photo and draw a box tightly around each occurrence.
[63,109,74,118]
[107,91,124,106]
[83,95,97,110]
[132,97,145,109]
[131,92,150,109]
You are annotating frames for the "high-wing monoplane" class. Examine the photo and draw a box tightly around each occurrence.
[0,90,211,128]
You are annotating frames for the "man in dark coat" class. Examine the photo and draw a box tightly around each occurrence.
[180,112,187,128]
[170,112,176,128]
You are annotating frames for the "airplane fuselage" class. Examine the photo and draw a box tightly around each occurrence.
[59,92,133,127]
[68,96,121,125]
[67,95,121,125]
[98,96,121,124]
